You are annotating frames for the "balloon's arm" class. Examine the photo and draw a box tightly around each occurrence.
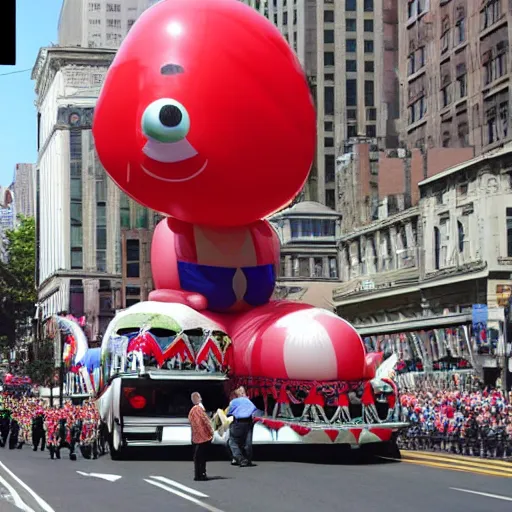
[148,289,207,310]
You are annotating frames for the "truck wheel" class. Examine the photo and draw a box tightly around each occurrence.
[108,432,125,461]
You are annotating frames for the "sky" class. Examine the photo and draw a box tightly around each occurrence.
[0,0,62,187]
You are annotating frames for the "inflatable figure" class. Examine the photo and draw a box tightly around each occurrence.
[94,0,373,386]
[92,4,405,457]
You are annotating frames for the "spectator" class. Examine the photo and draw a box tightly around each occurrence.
[188,392,214,481]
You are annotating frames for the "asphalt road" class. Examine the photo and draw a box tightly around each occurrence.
[0,445,511,512]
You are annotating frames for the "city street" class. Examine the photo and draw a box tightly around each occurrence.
[0,446,511,512]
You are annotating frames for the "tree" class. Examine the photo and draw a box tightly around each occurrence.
[25,339,55,387]
[0,216,36,353]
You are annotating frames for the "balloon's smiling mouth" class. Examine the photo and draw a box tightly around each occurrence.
[141,159,208,183]
[140,137,208,182]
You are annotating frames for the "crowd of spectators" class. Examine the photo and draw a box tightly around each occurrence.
[397,386,512,459]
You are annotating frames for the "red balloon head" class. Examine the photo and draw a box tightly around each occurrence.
[93,0,316,226]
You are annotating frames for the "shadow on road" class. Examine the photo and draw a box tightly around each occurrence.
[118,444,400,467]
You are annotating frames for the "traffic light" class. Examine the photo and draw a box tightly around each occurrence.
[0,0,16,65]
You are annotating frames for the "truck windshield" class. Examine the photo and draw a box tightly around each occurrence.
[121,378,229,417]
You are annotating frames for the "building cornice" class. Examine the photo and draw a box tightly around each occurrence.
[338,206,420,244]
[32,47,117,106]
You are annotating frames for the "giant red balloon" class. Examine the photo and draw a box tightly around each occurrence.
[93,0,316,227]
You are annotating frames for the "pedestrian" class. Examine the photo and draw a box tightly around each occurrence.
[227,386,256,467]
[188,392,214,481]
[32,408,46,452]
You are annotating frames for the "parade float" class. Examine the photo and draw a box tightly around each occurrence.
[91,0,407,460]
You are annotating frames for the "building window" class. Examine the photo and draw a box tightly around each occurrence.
[96,172,107,272]
[324,137,334,148]
[408,0,417,18]
[345,0,356,11]
[456,66,467,99]
[364,40,374,53]
[324,29,334,44]
[364,20,374,32]
[324,10,334,23]
[106,18,121,28]
[481,0,500,31]
[366,108,377,121]
[69,130,83,270]
[408,53,415,75]
[366,125,376,137]
[325,73,334,82]
[324,52,335,66]
[106,3,121,13]
[325,155,335,182]
[346,59,357,72]
[135,204,149,228]
[364,80,374,106]
[364,0,373,12]
[455,17,465,44]
[507,208,512,257]
[441,85,450,108]
[126,239,140,278]
[346,18,356,32]
[346,39,356,52]
[290,219,336,238]
[324,86,334,116]
[458,122,469,146]
[89,2,100,11]
[329,257,338,278]
[69,280,84,318]
[346,79,357,106]
[347,124,358,137]
[408,96,425,124]
[120,193,130,228]
[442,131,451,147]
[434,226,441,270]
[364,61,374,72]
[347,109,357,120]
[324,121,333,132]
[325,190,335,210]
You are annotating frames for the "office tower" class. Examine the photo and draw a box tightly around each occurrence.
[398,0,511,154]
[241,0,399,209]
[58,0,160,48]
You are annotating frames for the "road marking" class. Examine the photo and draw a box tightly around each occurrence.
[0,461,55,512]
[401,450,512,467]
[76,471,122,482]
[381,455,512,478]
[0,473,35,512]
[450,488,512,502]
[149,476,209,498]
[144,479,225,512]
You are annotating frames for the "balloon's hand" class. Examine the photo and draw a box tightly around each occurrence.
[148,289,208,311]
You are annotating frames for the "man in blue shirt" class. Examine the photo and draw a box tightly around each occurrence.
[227,387,256,467]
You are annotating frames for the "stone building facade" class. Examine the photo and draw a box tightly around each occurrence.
[269,201,341,310]
[399,0,511,155]
[32,47,158,341]
[334,144,512,387]
[241,0,400,210]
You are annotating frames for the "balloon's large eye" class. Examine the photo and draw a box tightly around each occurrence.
[141,98,190,143]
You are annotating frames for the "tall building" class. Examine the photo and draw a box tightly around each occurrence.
[398,0,511,155]
[0,187,14,263]
[58,0,160,48]
[32,47,159,340]
[242,0,400,209]
[12,163,35,218]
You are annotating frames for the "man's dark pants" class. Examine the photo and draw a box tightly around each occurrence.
[193,441,211,479]
[228,418,253,464]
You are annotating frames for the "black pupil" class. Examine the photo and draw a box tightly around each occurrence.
[159,105,182,128]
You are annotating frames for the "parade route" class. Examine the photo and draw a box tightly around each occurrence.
[1,446,512,512]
